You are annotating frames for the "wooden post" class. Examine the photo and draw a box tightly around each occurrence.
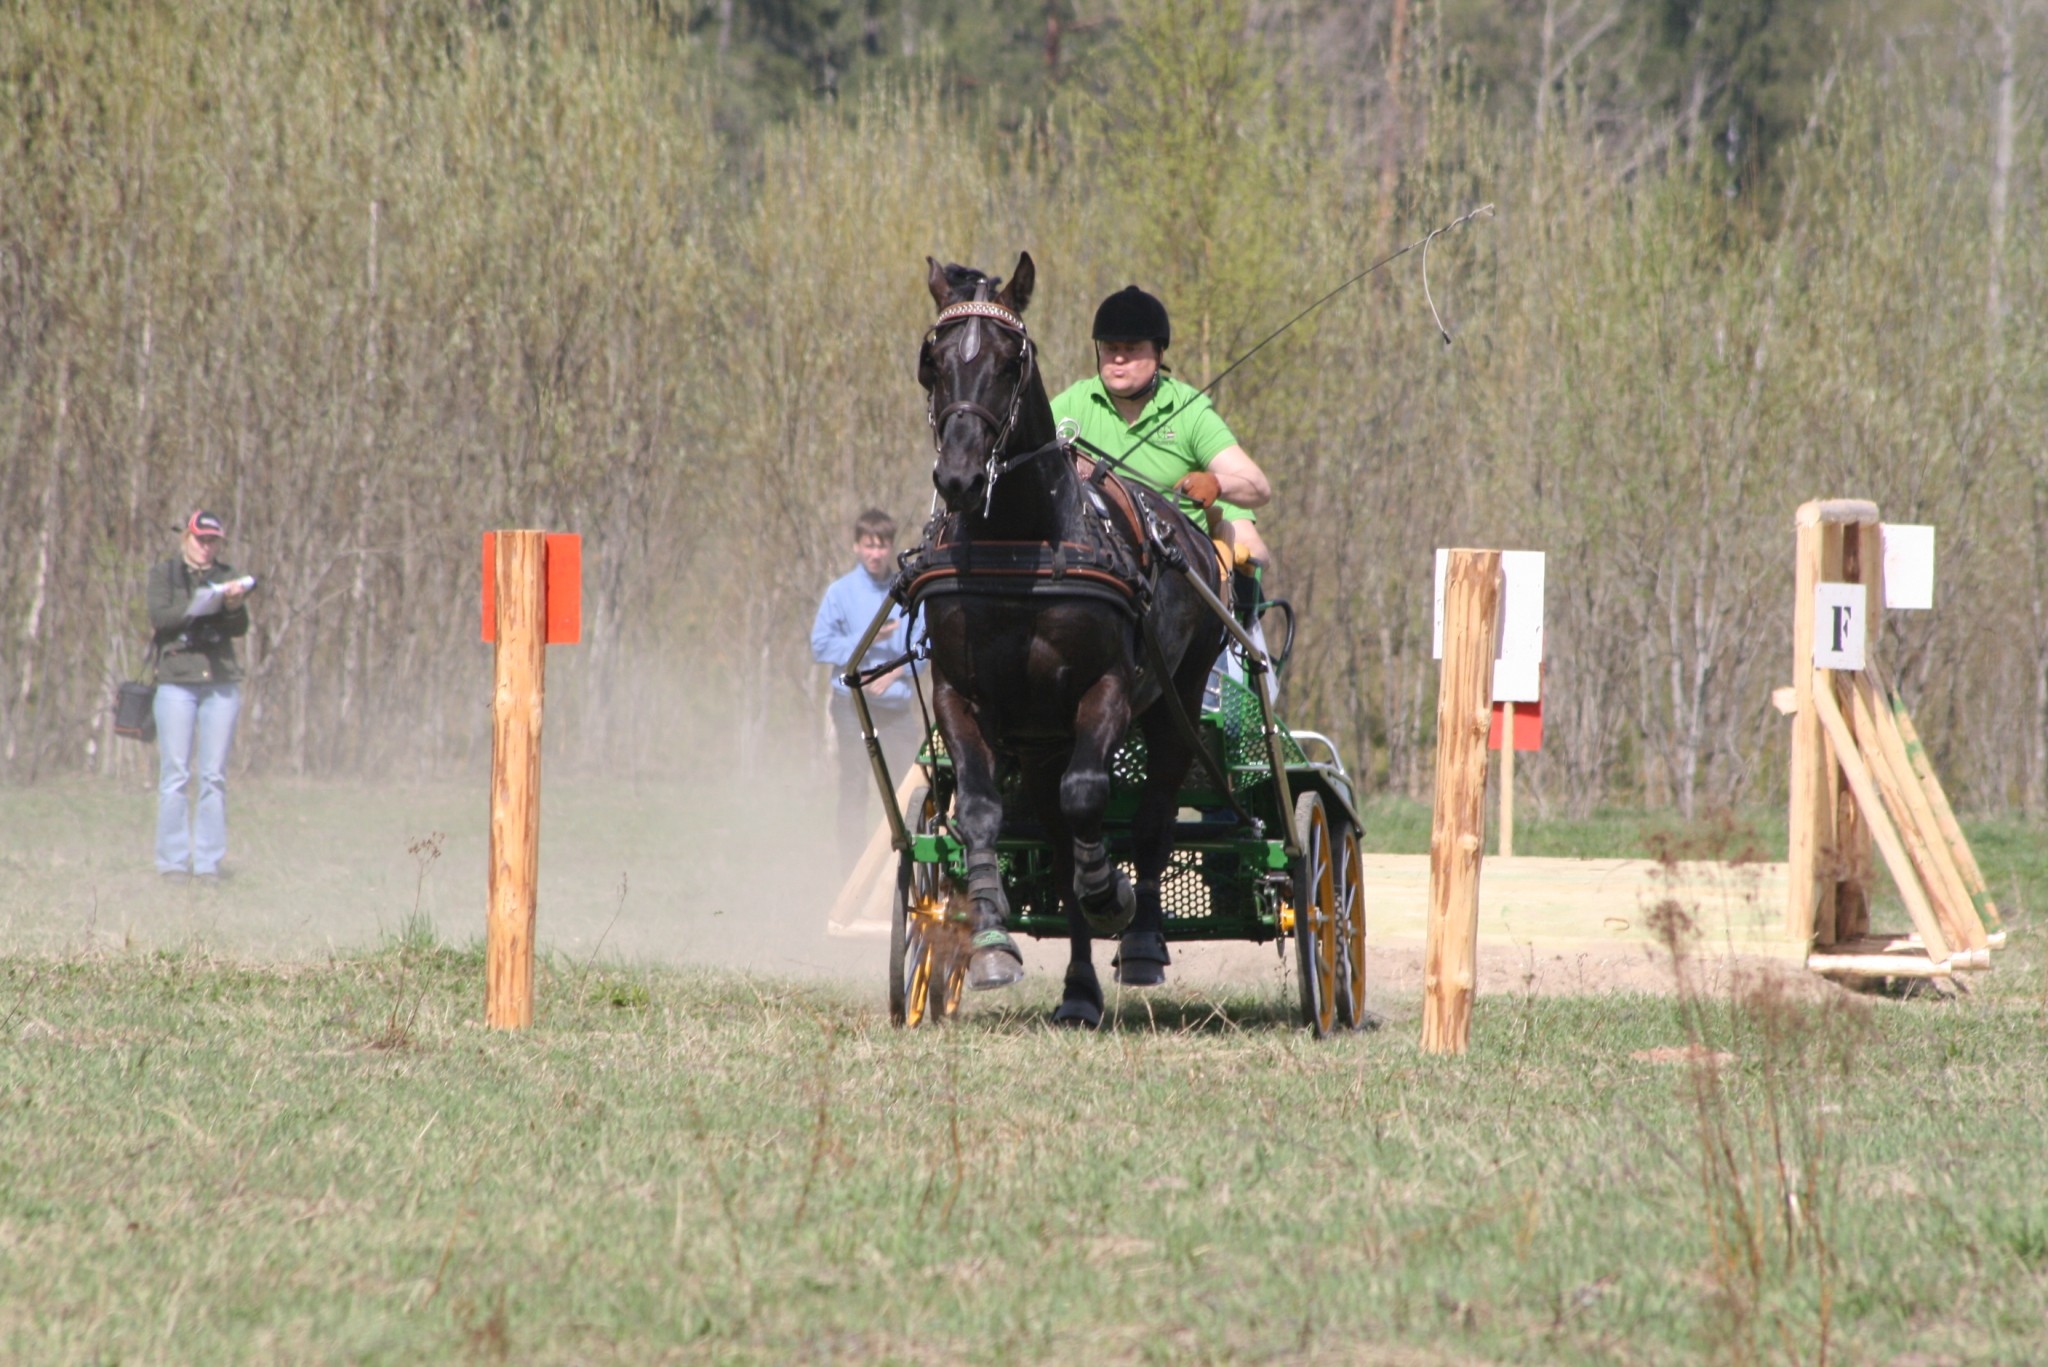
[1787,499,1880,945]
[488,530,547,1029]
[1788,510,1827,944]
[1423,550,1501,1056]
[1499,701,1515,859]
[1833,520,1883,940]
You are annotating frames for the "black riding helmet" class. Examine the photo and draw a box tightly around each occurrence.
[1091,285,1170,350]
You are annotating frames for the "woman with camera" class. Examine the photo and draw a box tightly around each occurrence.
[146,510,253,880]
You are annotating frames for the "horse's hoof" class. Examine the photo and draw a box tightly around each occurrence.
[966,928,1025,992]
[1112,931,1170,987]
[1050,964,1104,1029]
[1078,869,1137,937]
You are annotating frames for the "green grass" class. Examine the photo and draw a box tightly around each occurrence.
[5,779,2046,1362]
[3,945,2046,1364]
[1358,796,1788,862]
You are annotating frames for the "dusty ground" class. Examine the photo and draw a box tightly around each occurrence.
[834,849,1827,1000]
[3,778,1863,1009]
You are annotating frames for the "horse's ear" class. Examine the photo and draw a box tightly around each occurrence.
[927,256,952,308]
[998,252,1035,315]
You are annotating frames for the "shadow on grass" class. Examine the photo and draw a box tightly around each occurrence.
[955,991,1342,1036]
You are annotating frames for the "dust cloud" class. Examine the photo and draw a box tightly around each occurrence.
[0,664,886,991]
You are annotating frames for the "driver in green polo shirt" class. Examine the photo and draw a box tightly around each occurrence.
[1049,284,1274,573]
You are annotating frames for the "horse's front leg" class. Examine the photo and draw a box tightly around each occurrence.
[1065,673,1135,942]
[932,682,1024,991]
[1115,671,1209,988]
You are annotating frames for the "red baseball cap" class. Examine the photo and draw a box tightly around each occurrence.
[185,510,226,540]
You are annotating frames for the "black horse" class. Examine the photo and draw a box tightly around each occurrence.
[913,252,1226,1027]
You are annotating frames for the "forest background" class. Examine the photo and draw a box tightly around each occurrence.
[2,0,2042,822]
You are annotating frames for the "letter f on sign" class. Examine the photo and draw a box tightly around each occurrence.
[1812,582,1867,671]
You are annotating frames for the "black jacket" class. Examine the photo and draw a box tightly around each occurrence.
[147,556,250,686]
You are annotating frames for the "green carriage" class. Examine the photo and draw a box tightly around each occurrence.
[888,663,1368,1036]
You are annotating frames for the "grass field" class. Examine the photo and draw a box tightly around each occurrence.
[3,779,2046,1363]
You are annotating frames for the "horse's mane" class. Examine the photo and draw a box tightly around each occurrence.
[934,263,1000,303]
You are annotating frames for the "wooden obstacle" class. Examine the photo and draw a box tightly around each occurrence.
[1782,500,2000,981]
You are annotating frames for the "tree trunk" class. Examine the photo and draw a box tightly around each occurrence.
[1986,0,2015,373]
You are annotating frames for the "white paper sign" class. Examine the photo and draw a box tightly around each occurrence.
[1493,551,1545,702]
[1433,550,1546,702]
[1882,523,1934,611]
[1812,583,1867,670]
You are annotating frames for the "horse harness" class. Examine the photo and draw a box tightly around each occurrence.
[897,447,1160,619]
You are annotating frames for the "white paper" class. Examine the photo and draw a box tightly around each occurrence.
[1494,551,1545,702]
[1433,549,1545,702]
[1882,523,1934,611]
[185,575,255,619]
[1812,582,1867,670]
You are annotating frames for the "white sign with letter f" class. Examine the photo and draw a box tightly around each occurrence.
[1812,582,1867,671]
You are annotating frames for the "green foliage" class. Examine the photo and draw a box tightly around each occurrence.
[1,0,2044,827]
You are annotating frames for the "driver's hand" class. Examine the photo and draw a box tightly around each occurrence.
[1175,471,1222,509]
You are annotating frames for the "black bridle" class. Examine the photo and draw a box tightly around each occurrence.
[921,299,1047,514]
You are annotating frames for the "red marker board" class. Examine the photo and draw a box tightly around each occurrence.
[481,532,582,644]
[1488,697,1542,751]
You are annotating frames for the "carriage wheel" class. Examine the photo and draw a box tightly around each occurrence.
[1333,820,1368,1030]
[889,785,967,1028]
[1291,792,1340,1038]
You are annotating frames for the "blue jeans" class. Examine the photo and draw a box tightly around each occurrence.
[154,682,241,874]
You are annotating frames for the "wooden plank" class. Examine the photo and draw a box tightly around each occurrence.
[1809,670,1952,964]
[1850,674,1986,954]
[1883,677,2004,934]
[488,529,547,1030]
[1807,952,1953,979]
[1423,550,1501,1056]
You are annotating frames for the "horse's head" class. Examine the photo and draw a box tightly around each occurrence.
[920,252,1038,514]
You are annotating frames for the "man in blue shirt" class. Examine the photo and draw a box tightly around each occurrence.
[812,509,925,868]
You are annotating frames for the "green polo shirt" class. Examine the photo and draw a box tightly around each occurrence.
[1050,374,1253,522]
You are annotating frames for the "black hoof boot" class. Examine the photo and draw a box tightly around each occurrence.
[1051,963,1104,1029]
[1112,931,1170,987]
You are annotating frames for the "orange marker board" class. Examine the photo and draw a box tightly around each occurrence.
[1488,697,1542,751]
[482,532,582,644]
